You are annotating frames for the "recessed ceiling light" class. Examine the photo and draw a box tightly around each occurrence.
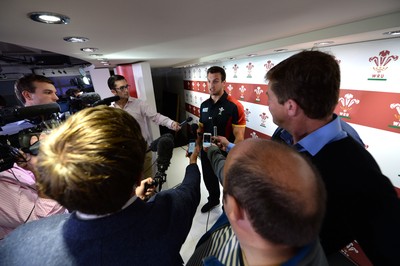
[247,54,257,57]
[28,12,70,24]
[80,47,99,52]
[63,36,90,43]
[314,41,334,46]
[273,49,288,52]
[89,54,104,57]
[228,57,236,60]
[383,30,400,36]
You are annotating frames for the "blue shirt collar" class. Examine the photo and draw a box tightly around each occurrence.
[280,114,347,156]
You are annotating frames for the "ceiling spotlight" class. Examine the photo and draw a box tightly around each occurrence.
[52,70,55,74]
[63,70,67,74]
[58,70,62,74]
[63,36,90,43]
[28,12,70,24]
[314,41,334,46]
[89,54,104,57]
[42,72,45,75]
[383,30,400,36]
[228,57,236,60]
[247,54,257,57]
[80,47,99,52]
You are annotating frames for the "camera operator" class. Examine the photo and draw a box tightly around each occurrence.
[0,74,67,239]
[0,106,201,265]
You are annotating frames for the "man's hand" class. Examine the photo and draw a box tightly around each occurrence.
[136,177,156,200]
[213,136,231,151]
[188,144,200,164]
[171,121,181,131]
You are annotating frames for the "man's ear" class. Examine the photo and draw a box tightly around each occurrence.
[284,99,299,117]
[225,195,244,222]
[21,90,33,101]
[110,90,117,96]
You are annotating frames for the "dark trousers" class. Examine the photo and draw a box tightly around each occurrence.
[200,149,220,203]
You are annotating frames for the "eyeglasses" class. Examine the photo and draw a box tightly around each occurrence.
[115,84,130,91]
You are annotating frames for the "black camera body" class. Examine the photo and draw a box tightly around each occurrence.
[0,104,61,172]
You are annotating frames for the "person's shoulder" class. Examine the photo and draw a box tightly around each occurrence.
[1,213,69,255]
[226,94,244,108]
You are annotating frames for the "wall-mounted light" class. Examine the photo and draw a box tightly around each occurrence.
[28,12,70,24]
[63,36,90,43]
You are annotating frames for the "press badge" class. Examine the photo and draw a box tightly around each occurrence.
[202,107,208,112]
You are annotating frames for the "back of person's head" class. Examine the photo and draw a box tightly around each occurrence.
[207,66,226,82]
[266,50,340,119]
[223,138,326,247]
[36,105,147,215]
[65,88,81,98]
[14,74,55,104]
[107,75,126,90]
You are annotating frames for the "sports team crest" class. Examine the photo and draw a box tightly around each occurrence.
[338,93,360,119]
[368,50,398,81]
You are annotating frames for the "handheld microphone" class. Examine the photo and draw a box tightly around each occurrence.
[92,96,120,107]
[156,133,174,172]
[179,116,193,127]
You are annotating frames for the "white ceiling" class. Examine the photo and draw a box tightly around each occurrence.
[0,0,399,70]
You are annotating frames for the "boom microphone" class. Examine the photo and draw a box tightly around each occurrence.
[179,116,193,127]
[92,96,120,107]
[156,133,174,172]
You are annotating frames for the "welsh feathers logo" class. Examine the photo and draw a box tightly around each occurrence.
[389,103,400,129]
[368,50,398,81]
[338,93,360,119]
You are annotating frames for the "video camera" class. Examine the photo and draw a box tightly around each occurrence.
[0,103,62,172]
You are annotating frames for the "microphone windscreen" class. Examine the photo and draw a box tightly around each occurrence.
[92,96,120,107]
[156,133,174,171]
[79,92,101,105]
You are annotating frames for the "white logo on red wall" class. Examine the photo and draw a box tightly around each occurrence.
[227,84,234,96]
[202,82,207,92]
[254,86,263,102]
[368,50,398,81]
[250,132,259,138]
[338,93,360,119]
[239,85,246,100]
[389,103,400,129]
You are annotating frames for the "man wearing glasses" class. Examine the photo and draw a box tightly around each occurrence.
[107,75,181,179]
